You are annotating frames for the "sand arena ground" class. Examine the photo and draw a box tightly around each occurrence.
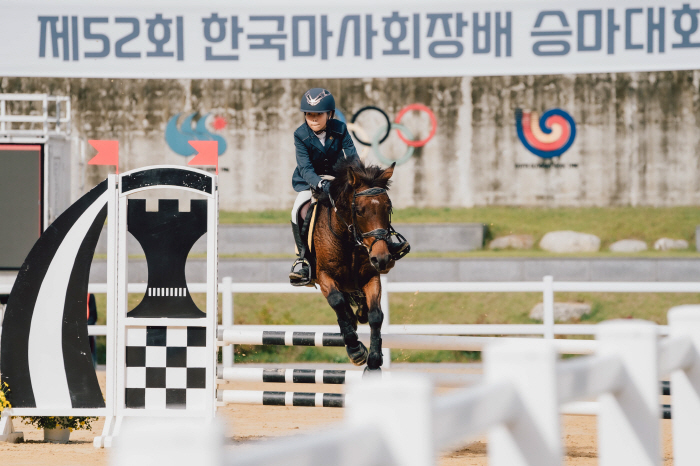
[0,364,674,465]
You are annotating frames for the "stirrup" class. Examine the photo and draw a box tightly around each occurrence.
[289,257,312,286]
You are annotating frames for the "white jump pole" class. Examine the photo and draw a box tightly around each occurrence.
[218,329,598,354]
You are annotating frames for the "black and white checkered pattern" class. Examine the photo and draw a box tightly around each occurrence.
[124,326,208,410]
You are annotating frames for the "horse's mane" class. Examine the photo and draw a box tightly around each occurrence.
[320,158,392,206]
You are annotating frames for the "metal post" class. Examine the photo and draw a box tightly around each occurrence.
[380,275,391,368]
[485,340,562,466]
[543,276,554,339]
[597,320,660,466]
[668,306,700,466]
[222,276,234,367]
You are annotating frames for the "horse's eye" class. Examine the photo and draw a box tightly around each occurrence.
[356,207,365,217]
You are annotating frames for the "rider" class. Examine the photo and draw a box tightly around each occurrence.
[289,88,408,286]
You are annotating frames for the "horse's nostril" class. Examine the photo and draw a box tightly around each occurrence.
[370,256,379,265]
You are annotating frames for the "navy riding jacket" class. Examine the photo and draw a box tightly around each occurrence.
[292,119,360,192]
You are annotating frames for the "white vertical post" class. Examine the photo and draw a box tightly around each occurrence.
[95,174,119,448]
[345,374,435,466]
[543,276,554,339]
[597,320,660,466]
[65,98,71,134]
[668,306,700,466]
[0,411,23,443]
[206,177,219,419]
[222,276,234,367]
[0,97,5,134]
[42,94,48,137]
[484,340,562,466]
[380,275,391,369]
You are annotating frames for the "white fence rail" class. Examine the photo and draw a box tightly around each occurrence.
[3,274,695,344]
[115,308,700,466]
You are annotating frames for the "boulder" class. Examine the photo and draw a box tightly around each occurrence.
[539,231,601,253]
[529,302,592,322]
[609,239,648,253]
[488,234,535,250]
[654,238,689,251]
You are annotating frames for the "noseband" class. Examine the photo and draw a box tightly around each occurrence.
[328,187,401,256]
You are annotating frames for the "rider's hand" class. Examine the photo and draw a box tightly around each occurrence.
[319,180,331,195]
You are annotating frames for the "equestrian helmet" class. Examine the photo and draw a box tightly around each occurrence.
[300,88,335,113]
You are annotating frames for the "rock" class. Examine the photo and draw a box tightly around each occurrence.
[609,239,648,252]
[654,238,689,251]
[488,234,535,250]
[539,231,601,253]
[529,302,592,322]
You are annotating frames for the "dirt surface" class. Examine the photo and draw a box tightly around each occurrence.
[0,364,674,465]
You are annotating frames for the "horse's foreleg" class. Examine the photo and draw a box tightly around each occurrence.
[318,274,368,366]
[363,277,384,371]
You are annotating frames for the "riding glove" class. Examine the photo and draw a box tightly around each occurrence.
[318,180,331,195]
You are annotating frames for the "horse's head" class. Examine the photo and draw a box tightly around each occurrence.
[333,160,396,272]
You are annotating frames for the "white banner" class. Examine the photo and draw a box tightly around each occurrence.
[1,0,699,79]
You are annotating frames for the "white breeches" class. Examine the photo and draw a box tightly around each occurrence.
[291,190,312,224]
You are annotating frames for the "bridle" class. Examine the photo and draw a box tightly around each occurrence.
[327,186,406,259]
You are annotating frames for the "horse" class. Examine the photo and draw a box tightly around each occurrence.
[309,159,404,372]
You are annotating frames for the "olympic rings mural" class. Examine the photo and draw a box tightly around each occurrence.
[335,104,437,166]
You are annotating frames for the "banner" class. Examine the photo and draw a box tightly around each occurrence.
[1,0,699,79]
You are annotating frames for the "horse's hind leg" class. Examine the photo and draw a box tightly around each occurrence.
[363,277,384,371]
[356,299,369,325]
[318,275,367,365]
[342,292,358,331]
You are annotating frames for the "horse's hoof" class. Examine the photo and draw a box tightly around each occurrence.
[346,341,368,366]
[367,352,383,370]
[363,366,382,378]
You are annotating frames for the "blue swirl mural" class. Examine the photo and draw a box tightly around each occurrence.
[165,112,227,156]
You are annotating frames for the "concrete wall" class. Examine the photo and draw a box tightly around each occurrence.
[2,72,699,210]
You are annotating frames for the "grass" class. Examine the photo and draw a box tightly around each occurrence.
[219,206,700,253]
[93,290,700,364]
[90,206,700,362]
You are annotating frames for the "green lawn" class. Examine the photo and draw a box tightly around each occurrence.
[93,289,700,364]
[220,206,700,253]
[90,205,700,362]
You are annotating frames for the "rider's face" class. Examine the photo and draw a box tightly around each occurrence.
[305,112,329,132]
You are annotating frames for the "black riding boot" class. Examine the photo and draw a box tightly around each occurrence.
[289,221,311,285]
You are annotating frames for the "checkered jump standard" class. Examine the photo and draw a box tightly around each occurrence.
[125,326,209,410]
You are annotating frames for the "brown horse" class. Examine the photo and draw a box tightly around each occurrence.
[310,159,403,372]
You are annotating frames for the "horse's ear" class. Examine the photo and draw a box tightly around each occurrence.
[379,163,395,181]
[348,167,361,188]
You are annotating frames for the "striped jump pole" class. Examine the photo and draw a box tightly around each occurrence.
[217,367,483,387]
[218,367,369,384]
[218,329,598,354]
[218,390,344,408]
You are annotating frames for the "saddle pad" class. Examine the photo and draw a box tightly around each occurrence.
[307,203,318,252]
